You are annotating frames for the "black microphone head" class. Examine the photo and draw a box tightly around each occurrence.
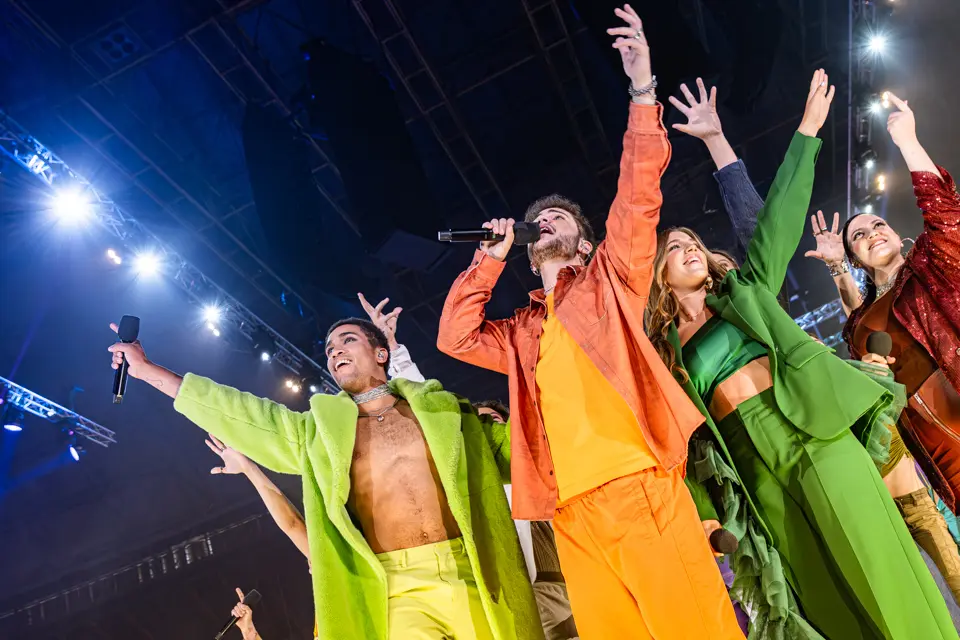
[512,222,541,246]
[709,528,739,555]
[118,315,141,343]
[866,331,893,358]
[242,589,262,606]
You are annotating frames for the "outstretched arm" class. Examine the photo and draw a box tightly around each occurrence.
[668,78,762,259]
[108,325,308,474]
[739,69,833,292]
[601,5,670,297]
[207,436,309,559]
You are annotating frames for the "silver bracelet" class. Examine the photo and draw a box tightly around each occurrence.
[628,76,658,98]
[827,260,849,277]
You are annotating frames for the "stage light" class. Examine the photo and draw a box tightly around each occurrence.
[205,322,221,337]
[868,34,887,55]
[309,384,319,394]
[203,305,222,323]
[3,410,24,432]
[105,248,123,265]
[251,327,276,362]
[69,445,80,461]
[869,102,882,115]
[881,91,891,108]
[864,203,875,213]
[876,174,887,191]
[865,159,875,169]
[52,190,91,224]
[134,252,160,276]
[290,383,301,393]
[285,379,294,388]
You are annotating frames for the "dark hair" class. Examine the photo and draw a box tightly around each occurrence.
[524,194,597,263]
[472,399,510,422]
[324,318,391,373]
[841,213,878,306]
[710,249,740,272]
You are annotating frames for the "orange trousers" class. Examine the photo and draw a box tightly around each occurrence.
[553,466,744,639]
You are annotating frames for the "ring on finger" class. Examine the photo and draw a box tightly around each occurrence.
[633,30,644,40]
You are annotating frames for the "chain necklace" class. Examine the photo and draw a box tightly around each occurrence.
[358,398,399,422]
[350,384,392,404]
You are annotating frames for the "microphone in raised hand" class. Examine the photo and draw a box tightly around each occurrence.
[215,588,262,639]
[110,315,141,404]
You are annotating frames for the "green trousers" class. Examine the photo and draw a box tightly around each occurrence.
[717,389,956,640]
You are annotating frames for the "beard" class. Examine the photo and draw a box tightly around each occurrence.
[530,233,579,269]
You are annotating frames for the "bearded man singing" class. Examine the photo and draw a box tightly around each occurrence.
[436,4,743,638]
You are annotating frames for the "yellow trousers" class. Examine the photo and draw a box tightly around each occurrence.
[377,538,494,640]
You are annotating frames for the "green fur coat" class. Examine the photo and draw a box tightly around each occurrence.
[174,374,543,640]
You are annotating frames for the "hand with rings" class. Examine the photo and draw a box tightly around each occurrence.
[206,434,252,475]
[606,5,653,94]
[804,210,846,267]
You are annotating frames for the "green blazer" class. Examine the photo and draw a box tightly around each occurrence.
[174,374,543,640]
[674,131,891,527]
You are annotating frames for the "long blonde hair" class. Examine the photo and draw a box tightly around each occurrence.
[645,227,728,382]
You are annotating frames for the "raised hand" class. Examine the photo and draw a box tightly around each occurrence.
[480,218,516,262]
[231,588,257,639]
[797,68,836,137]
[886,93,917,149]
[107,322,149,379]
[206,434,251,475]
[606,5,653,101]
[668,78,722,140]
[804,210,846,267]
[358,293,402,350]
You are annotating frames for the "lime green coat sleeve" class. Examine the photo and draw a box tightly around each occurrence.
[740,132,822,293]
[173,372,307,475]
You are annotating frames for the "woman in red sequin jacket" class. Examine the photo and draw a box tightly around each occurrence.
[807,93,960,511]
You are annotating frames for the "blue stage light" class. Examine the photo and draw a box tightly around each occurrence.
[134,252,161,276]
[52,190,91,224]
[69,445,80,461]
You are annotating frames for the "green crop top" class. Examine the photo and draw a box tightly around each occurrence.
[681,315,768,406]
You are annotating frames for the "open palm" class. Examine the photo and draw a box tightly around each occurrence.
[804,210,845,265]
[206,434,250,475]
[668,78,722,140]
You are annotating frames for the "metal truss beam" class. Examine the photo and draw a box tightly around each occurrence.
[0,514,265,631]
[7,0,328,359]
[520,0,616,195]
[793,298,845,331]
[353,0,510,217]
[0,111,337,392]
[0,375,115,447]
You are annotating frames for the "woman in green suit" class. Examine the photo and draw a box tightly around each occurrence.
[645,69,956,639]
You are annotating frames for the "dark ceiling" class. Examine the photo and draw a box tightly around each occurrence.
[2,0,955,633]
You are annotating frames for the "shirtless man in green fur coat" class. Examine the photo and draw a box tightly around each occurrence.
[107,317,542,640]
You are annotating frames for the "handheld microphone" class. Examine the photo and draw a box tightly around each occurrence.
[709,528,740,555]
[865,331,893,359]
[113,315,141,404]
[438,222,541,246]
[214,589,262,640]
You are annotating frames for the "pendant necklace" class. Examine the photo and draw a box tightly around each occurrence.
[358,398,399,423]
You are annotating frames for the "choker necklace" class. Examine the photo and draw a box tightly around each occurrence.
[358,398,400,422]
[350,384,393,405]
[876,280,895,298]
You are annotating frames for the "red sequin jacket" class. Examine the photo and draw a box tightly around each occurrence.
[844,167,960,394]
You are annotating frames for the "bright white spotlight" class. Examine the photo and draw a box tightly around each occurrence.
[53,190,91,224]
[285,379,294,388]
[863,203,874,214]
[869,102,882,115]
[881,91,891,108]
[291,383,301,393]
[309,384,319,394]
[876,174,887,191]
[105,248,123,265]
[260,351,271,362]
[69,445,80,462]
[134,252,160,276]
[868,34,887,55]
[865,159,875,169]
[203,305,222,323]
[212,327,221,337]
